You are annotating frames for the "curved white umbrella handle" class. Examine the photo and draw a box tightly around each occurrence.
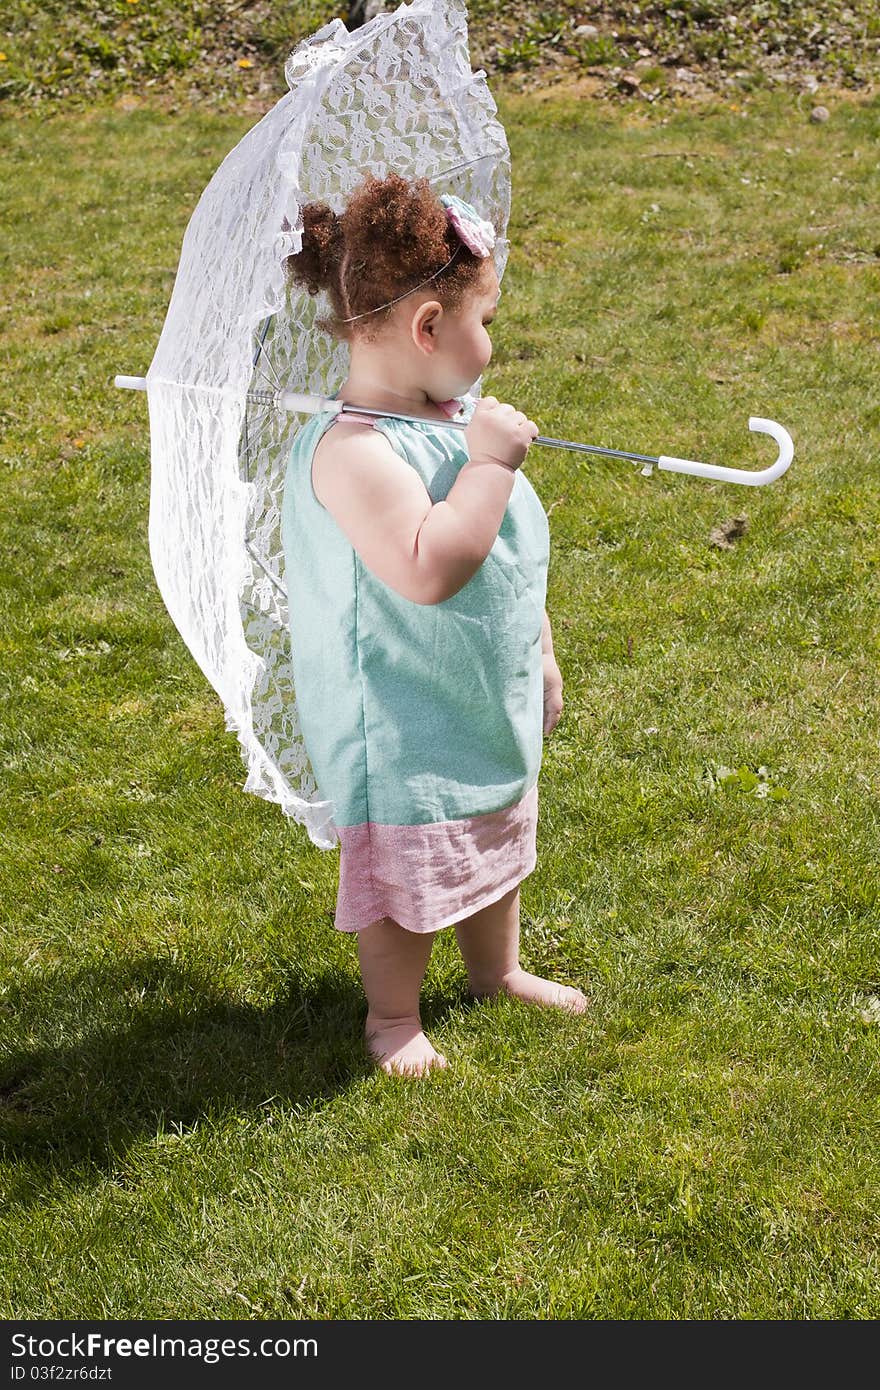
[658,417,794,486]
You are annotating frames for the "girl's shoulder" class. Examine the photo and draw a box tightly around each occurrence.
[311,414,370,505]
[311,412,409,512]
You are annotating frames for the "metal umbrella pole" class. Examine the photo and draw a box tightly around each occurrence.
[115,376,794,487]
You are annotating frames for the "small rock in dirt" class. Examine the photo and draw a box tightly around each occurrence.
[574,24,600,39]
[810,105,830,123]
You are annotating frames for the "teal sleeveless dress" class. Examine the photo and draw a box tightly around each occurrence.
[281,397,550,934]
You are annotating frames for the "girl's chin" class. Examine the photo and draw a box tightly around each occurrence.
[438,378,480,401]
[427,368,483,404]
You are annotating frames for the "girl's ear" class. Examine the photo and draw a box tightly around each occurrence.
[411,299,443,354]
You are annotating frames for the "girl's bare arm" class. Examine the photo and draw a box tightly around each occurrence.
[312,420,517,605]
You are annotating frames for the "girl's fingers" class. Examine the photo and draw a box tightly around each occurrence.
[515,412,539,438]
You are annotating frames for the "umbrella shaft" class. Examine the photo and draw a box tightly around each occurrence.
[337,404,660,467]
[113,377,792,486]
[114,376,658,464]
[536,435,659,466]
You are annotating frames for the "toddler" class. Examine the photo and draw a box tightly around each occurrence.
[281,173,587,1077]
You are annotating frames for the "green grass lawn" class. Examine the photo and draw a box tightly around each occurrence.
[2,83,879,1319]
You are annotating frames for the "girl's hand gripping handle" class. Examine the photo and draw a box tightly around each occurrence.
[416,397,539,602]
[464,396,539,472]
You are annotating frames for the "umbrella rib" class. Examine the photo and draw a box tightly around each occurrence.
[255,347,283,392]
[245,541,288,601]
[240,409,253,485]
[240,321,276,486]
[428,150,504,183]
[250,316,281,391]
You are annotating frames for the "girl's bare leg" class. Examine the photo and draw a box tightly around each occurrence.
[357,916,448,1076]
[454,885,588,1012]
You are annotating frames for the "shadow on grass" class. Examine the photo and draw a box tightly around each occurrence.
[0,954,461,1197]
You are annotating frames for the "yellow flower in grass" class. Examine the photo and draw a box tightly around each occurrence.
[237,58,254,69]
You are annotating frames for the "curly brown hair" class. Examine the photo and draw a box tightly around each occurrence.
[284,172,491,344]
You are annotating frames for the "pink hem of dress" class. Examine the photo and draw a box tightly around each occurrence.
[333,782,539,934]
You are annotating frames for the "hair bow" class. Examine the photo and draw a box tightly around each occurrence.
[439,194,497,257]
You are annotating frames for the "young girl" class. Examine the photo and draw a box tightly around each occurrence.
[281,172,587,1077]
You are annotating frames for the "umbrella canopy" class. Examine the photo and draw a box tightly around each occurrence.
[144,0,511,849]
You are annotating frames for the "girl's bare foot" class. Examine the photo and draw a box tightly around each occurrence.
[365,1013,449,1077]
[471,968,588,1014]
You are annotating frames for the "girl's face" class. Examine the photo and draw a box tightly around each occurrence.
[426,260,501,400]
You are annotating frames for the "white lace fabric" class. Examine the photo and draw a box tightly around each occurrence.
[145,0,511,849]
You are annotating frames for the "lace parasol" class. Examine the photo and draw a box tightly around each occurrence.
[140,0,511,849]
